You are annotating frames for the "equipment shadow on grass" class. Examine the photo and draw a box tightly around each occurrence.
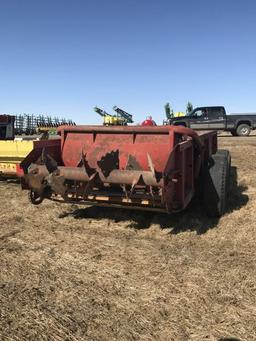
[0,177,20,184]
[59,166,248,235]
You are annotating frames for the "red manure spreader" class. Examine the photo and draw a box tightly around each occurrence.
[21,125,230,217]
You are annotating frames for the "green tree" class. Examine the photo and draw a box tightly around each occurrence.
[165,102,174,119]
[186,101,193,114]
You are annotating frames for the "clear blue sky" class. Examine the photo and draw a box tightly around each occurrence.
[0,0,256,124]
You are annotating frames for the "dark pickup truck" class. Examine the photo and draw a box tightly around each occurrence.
[166,106,256,136]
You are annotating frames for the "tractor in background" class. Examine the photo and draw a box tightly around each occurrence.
[94,106,133,126]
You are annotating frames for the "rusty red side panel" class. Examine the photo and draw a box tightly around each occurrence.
[57,125,216,169]
[57,126,187,171]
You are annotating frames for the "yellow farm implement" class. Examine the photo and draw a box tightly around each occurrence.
[0,140,35,177]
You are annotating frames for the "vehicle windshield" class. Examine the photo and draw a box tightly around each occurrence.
[187,108,208,118]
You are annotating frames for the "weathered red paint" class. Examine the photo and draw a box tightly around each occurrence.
[57,125,213,170]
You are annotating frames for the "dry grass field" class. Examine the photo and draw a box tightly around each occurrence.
[1,135,256,341]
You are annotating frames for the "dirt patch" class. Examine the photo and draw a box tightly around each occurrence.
[0,136,255,340]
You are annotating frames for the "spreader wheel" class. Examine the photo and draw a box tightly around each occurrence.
[28,190,44,205]
[202,150,231,217]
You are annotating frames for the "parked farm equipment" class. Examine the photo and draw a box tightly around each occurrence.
[0,114,75,178]
[14,113,75,135]
[21,125,231,217]
[94,106,133,125]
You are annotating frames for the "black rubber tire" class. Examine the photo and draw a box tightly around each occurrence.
[236,124,251,136]
[215,149,231,169]
[230,130,237,136]
[202,150,230,217]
